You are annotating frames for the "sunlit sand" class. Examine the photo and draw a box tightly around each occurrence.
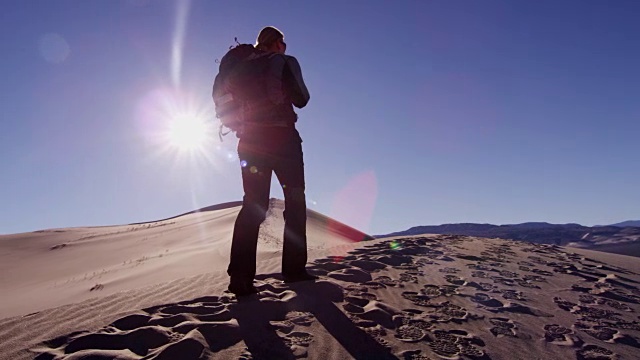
[1,200,639,359]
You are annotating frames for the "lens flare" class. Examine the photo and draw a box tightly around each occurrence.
[389,241,402,250]
[39,33,70,63]
[330,170,378,235]
[171,0,191,87]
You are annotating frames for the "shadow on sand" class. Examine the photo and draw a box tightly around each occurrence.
[230,277,397,359]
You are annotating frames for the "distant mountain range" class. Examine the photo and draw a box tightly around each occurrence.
[607,220,640,228]
[379,221,640,257]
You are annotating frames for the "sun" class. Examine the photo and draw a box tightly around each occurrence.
[167,114,211,151]
[137,87,221,162]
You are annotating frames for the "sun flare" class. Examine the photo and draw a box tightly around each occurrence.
[166,114,211,151]
[137,87,225,166]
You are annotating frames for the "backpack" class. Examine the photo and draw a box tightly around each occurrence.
[212,42,269,139]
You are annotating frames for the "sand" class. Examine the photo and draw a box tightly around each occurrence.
[1,200,639,359]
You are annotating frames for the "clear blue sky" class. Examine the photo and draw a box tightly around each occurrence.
[1,0,639,236]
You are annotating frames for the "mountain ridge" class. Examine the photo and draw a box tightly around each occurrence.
[607,220,640,227]
[379,221,640,257]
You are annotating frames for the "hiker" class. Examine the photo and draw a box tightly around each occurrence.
[223,26,315,296]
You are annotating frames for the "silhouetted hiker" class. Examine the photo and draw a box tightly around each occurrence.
[218,26,315,296]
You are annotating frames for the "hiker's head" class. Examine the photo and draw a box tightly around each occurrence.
[256,26,286,54]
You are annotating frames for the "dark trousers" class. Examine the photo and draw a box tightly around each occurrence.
[227,131,308,283]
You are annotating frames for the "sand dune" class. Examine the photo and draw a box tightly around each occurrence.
[0,199,369,319]
[1,201,639,359]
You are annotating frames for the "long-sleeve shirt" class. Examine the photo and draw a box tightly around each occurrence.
[266,54,310,109]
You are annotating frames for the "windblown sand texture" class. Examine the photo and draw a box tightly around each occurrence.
[1,201,639,359]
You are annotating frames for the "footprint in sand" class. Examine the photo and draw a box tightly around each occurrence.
[344,286,378,301]
[499,289,526,301]
[603,299,634,312]
[497,270,519,278]
[543,324,582,346]
[531,269,554,276]
[399,349,435,360]
[573,305,623,322]
[418,284,460,299]
[342,298,400,329]
[490,276,516,287]
[393,314,434,333]
[487,261,507,268]
[374,275,404,287]
[360,323,387,339]
[482,299,553,318]
[554,297,579,312]
[395,325,428,342]
[440,285,461,297]
[522,274,547,283]
[471,270,490,279]
[527,256,549,266]
[36,295,246,359]
[428,302,478,323]
[516,279,541,289]
[399,272,420,284]
[415,258,436,266]
[363,280,387,290]
[284,311,315,327]
[395,264,422,271]
[421,285,443,298]
[280,331,314,357]
[270,319,295,334]
[401,292,432,307]
[471,293,504,308]
[468,263,492,271]
[576,344,617,360]
[373,254,414,267]
[60,326,177,357]
[429,329,486,359]
[579,295,634,312]
[489,317,517,338]
[479,255,509,266]
[148,314,192,328]
[575,321,640,347]
[583,326,618,342]
[345,295,371,308]
[466,281,497,292]
[111,314,152,331]
[444,275,466,286]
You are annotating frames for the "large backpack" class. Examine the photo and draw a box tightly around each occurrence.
[212,42,269,139]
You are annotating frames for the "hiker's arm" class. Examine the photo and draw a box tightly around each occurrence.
[284,56,310,108]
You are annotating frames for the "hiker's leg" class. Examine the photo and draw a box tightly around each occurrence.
[274,143,308,276]
[228,152,272,283]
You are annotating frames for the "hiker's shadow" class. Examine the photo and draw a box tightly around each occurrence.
[228,278,397,360]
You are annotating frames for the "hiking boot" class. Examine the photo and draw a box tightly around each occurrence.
[227,281,259,296]
[283,272,318,283]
